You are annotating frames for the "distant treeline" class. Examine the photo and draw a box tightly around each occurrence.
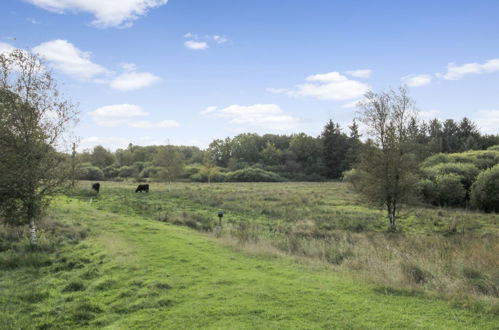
[75,117,499,182]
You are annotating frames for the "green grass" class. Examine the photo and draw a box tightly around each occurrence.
[1,194,498,329]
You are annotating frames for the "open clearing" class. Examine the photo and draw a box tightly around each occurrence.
[1,182,498,329]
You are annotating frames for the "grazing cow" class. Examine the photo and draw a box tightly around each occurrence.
[92,182,100,193]
[135,184,149,193]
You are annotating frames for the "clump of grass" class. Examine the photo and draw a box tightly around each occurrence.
[63,280,86,292]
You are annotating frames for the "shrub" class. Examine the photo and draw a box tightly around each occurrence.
[470,164,499,212]
[417,179,437,204]
[423,163,479,190]
[435,174,467,206]
[77,163,104,181]
[103,165,120,179]
[118,166,137,178]
[139,166,162,179]
[487,145,499,151]
[225,167,285,182]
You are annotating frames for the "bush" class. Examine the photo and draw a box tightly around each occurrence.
[487,145,499,151]
[225,167,285,182]
[417,179,437,204]
[103,165,120,179]
[423,163,479,190]
[470,164,499,212]
[118,166,137,178]
[435,174,467,206]
[139,166,162,179]
[77,163,104,181]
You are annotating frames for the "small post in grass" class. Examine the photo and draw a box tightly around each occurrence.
[217,211,224,227]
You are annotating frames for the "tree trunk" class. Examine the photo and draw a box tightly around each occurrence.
[387,202,397,230]
[29,219,37,247]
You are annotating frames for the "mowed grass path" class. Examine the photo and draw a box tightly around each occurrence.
[2,198,498,329]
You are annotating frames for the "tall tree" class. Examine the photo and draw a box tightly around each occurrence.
[0,49,78,245]
[355,87,419,230]
[320,120,349,178]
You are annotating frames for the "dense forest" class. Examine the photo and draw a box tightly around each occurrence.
[76,117,499,183]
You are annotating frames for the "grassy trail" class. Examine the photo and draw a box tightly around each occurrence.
[1,197,498,329]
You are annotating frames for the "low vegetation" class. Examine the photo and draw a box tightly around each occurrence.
[63,181,499,315]
[1,195,498,328]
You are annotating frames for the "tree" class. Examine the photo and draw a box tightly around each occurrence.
[320,120,349,178]
[355,87,419,230]
[0,49,78,246]
[90,145,115,168]
[199,163,220,184]
[153,145,184,183]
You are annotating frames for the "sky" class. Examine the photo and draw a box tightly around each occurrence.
[1,0,499,151]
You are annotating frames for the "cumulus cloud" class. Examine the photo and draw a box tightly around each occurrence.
[90,104,179,129]
[475,110,499,134]
[438,59,499,80]
[24,0,168,28]
[183,33,228,50]
[91,104,148,118]
[202,104,301,130]
[345,69,372,78]
[401,74,432,87]
[110,71,160,91]
[32,40,159,90]
[184,40,209,50]
[33,39,110,80]
[269,71,369,101]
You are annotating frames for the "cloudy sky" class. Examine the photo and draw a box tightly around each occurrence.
[1,0,499,150]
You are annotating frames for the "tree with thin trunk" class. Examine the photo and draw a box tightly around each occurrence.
[200,162,220,185]
[354,87,419,230]
[0,49,78,246]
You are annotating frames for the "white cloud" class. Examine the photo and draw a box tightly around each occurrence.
[0,42,15,55]
[183,32,197,38]
[269,71,369,101]
[203,104,301,130]
[129,120,180,128]
[401,74,432,87]
[24,0,168,28]
[32,40,159,90]
[213,35,228,44]
[33,39,110,80]
[438,59,499,80]
[345,69,371,78]
[110,71,160,91]
[91,104,149,118]
[184,40,208,50]
[90,104,179,129]
[475,110,499,134]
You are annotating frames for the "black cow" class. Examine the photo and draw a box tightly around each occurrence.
[92,182,100,193]
[135,184,149,193]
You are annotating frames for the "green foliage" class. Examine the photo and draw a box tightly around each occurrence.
[225,167,285,182]
[435,174,467,206]
[78,163,104,181]
[419,149,499,207]
[118,165,137,178]
[471,164,499,212]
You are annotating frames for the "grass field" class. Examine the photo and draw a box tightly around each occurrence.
[1,181,498,329]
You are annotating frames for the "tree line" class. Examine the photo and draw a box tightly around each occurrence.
[76,116,498,183]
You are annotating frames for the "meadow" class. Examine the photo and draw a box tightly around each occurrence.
[0,181,498,329]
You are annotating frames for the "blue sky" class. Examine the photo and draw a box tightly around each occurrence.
[1,0,499,150]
